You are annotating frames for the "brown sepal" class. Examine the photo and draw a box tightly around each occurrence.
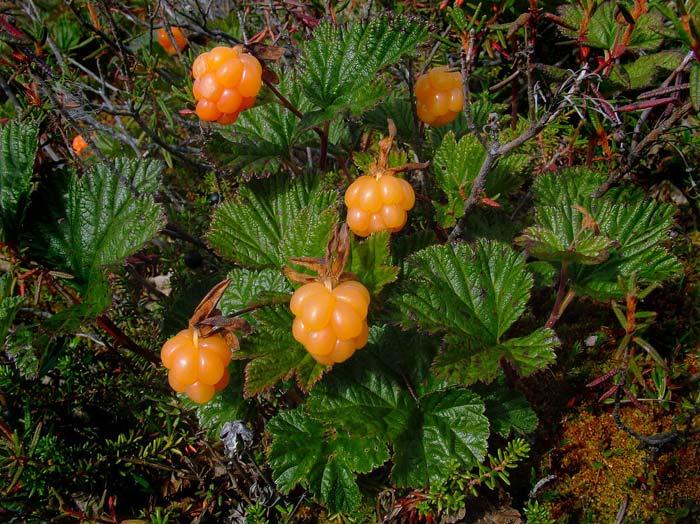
[195,315,252,335]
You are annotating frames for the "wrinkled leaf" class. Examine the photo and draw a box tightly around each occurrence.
[44,158,165,287]
[267,407,389,512]
[207,174,338,269]
[348,231,399,296]
[0,121,38,242]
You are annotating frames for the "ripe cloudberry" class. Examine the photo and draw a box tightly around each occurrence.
[344,174,415,237]
[161,328,232,403]
[290,280,370,365]
[72,134,88,156]
[157,26,187,55]
[191,46,262,125]
[415,66,463,127]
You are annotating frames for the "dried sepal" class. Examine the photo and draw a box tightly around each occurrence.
[284,223,356,288]
[369,119,430,178]
[189,278,232,328]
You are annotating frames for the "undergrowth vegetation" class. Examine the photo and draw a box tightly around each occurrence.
[1,0,700,522]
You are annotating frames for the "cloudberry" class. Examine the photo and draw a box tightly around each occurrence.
[161,328,232,404]
[191,46,262,125]
[290,280,370,365]
[415,66,463,127]
[344,174,415,237]
[157,26,187,55]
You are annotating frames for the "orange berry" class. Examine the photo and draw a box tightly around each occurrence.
[168,373,188,393]
[346,208,370,236]
[169,345,199,386]
[305,325,337,356]
[198,348,225,385]
[382,205,407,230]
[300,290,336,331]
[331,301,364,340]
[290,282,328,317]
[354,321,369,349]
[215,58,243,88]
[214,366,230,391]
[399,178,415,210]
[199,333,232,364]
[368,213,386,234]
[207,46,239,69]
[217,88,243,114]
[192,53,209,80]
[332,339,356,363]
[292,317,309,345]
[157,26,187,55]
[198,73,222,101]
[217,112,239,125]
[195,99,221,121]
[160,328,194,369]
[333,281,370,317]
[72,134,88,156]
[186,381,216,404]
[378,175,404,205]
[238,54,263,97]
[415,66,463,127]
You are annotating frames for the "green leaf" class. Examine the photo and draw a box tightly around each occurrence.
[517,206,617,264]
[559,2,663,51]
[391,388,488,487]
[299,17,427,115]
[431,133,486,228]
[431,132,527,227]
[348,232,399,296]
[307,331,489,487]
[0,121,38,242]
[267,407,389,512]
[219,268,291,317]
[363,96,417,144]
[521,168,681,299]
[393,240,558,384]
[473,374,538,437]
[44,158,165,286]
[181,361,250,438]
[237,306,327,396]
[218,76,314,171]
[396,240,532,341]
[610,51,683,90]
[207,174,338,269]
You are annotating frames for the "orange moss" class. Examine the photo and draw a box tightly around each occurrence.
[540,404,700,522]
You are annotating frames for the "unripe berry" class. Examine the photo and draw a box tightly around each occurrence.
[415,66,463,127]
[191,46,263,125]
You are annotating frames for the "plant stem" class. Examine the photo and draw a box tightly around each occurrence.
[545,262,570,329]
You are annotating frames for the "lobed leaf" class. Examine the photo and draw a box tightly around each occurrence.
[299,17,427,116]
[44,158,165,286]
[307,332,489,487]
[267,407,389,513]
[207,174,338,269]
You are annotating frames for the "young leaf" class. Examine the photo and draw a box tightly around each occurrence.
[348,232,399,296]
[207,174,338,269]
[299,17,427,118]
[236,306,327,396]
[393,240,559,384]
[0,121,38,242]
[307,333,489,487]
[267,407,389,513]
[43,158,165,286]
